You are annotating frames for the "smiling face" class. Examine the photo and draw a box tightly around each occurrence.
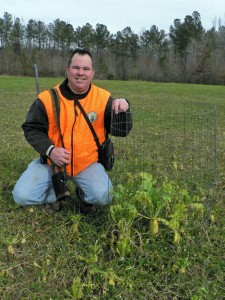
[66,53,95,94]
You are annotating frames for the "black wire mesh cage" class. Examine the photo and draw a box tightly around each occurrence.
[111,101,216,190]
[110,101,217,219]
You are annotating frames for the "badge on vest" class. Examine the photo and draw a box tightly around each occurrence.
[88,112,98,122]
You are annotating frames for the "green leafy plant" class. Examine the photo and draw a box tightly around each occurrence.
[110,199,138,259]
[112,172,205,245]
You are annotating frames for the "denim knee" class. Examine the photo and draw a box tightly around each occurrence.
[91,187,113,206]
[12,184,29,206]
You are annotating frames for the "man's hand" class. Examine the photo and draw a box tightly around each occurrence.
[112,98,129,114]
[50,147,71,167]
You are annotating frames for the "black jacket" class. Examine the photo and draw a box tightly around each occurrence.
[22,79,132,157]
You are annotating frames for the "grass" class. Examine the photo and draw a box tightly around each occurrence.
[0,76,225,299]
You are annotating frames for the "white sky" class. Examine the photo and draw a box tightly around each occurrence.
[1,0,225,34]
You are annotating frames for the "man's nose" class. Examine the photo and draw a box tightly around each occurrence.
[77,68,84,75]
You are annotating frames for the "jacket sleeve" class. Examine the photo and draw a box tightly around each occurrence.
[21,98,53,156]
[104,96,133,137]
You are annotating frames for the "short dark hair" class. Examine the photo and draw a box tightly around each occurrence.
[67,49,93,67]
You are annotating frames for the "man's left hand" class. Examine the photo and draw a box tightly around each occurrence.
[112,98,129,114]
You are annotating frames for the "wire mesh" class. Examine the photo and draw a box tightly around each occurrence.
[110,102,216,239]
[110,101,216,193]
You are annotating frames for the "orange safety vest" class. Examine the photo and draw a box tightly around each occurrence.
[39,84,111,176]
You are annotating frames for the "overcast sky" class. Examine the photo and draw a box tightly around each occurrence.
[1,0,225,34]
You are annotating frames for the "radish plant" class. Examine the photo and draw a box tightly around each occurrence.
[112,172,205,248]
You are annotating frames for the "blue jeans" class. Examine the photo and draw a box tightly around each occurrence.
[12,158,113,206]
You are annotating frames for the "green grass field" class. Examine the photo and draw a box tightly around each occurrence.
[0,76,224,299]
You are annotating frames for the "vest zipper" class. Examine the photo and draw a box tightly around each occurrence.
[71,104,78,176]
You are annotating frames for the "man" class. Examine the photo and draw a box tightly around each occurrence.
[13,49,132,212]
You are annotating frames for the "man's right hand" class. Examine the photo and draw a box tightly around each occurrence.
[50,147,71,167]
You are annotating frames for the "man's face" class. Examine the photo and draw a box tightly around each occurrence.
[66,53,95,94]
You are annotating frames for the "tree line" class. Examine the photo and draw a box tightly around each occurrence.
[0,11,225,84]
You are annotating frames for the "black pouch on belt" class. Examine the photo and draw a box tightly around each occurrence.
[98,138,115,171]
